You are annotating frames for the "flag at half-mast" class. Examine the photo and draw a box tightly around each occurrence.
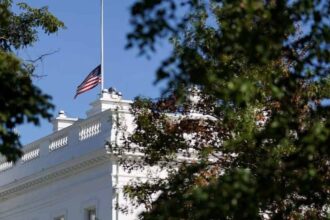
[74,65,101,98]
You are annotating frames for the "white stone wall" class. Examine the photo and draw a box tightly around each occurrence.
[0,92,141,220]
[0,161,113,220]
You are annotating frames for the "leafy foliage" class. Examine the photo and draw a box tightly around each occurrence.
[0,0,64,161]
[121,0,330,219]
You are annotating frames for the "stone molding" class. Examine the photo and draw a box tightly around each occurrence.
[0,151,110,201]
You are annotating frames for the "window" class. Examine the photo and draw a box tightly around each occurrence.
[85,208,96,220]
[81,199,98,220]
[54,216,65,220]
[51,209,67,220]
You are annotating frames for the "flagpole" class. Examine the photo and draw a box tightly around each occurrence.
[101,0,104,91]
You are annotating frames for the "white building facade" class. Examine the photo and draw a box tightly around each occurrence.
[0,90,140,220]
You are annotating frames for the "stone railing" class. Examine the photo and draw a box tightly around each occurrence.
[0,161,13,172]
[79,120,101,141]
[0,115,106,175]
[49,135,68,151]
[21,147,40,163]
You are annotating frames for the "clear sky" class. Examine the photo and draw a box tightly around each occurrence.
[17,0,171,144]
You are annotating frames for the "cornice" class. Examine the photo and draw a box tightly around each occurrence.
[0,150,111,201]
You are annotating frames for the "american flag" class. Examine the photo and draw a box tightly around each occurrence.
[74,65,101,98]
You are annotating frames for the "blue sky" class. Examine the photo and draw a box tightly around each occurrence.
[17,0,171,144]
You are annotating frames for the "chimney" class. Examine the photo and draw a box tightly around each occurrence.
[86,88,131,117]
[51,110,78,132]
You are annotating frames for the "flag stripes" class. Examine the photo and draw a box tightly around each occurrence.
[74,65,101,98]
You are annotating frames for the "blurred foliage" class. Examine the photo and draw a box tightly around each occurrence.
[0,0,64,161]
[120,0,330,219]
